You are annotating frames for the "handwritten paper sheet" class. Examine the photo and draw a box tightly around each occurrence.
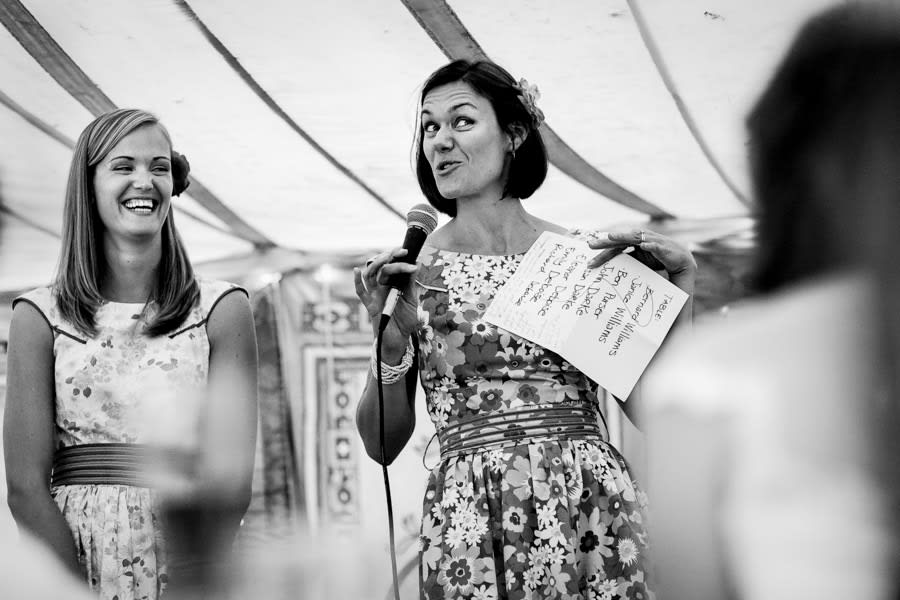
[483,231,688,398]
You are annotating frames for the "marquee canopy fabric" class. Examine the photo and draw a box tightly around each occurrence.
[0,0,832,291]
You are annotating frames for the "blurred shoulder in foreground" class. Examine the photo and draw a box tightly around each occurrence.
[643,274,895,600]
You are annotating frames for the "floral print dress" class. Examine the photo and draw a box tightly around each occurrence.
[414,246,654,600]
[14,280,243,600]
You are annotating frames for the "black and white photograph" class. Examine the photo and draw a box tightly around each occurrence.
[0,1,897,599]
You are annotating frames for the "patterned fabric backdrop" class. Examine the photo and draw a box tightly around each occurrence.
[242,288,301,540]
[240,266,434,565]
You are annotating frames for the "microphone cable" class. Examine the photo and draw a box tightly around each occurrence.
[376,323,401,600]
[371,203,435,599]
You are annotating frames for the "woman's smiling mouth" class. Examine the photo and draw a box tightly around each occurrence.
[121,197,157,214]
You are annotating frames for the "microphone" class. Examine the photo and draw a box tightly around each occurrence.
[379,203,439,332]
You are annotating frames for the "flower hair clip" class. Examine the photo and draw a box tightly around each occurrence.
[171,150,191,197]
[516,78,545,129]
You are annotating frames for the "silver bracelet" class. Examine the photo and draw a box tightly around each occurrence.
[370,338,415,384]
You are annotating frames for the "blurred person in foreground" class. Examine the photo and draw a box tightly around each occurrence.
[3,108,258,599]
[355,59,696,599]
[0,524,94,600]
[643,4,900,599]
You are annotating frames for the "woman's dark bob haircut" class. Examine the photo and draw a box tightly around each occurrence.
[415,60,548,216]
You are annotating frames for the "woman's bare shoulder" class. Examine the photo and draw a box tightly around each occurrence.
[425,223,455,250]
[539,219,569,235]
[533,218,570,236]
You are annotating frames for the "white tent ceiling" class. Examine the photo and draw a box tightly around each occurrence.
[0,0,832,292]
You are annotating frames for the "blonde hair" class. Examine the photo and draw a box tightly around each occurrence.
[54,108,199,337]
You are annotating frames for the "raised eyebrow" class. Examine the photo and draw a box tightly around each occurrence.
[421,101,477,117]
[450,101,477,112]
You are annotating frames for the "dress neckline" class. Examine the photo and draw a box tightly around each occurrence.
[101,299,149,307]
[423,228,581,258]
[424,243,529,259]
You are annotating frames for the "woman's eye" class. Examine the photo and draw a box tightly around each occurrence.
[112,164,132,172]
[152,166,171,174]
[455,116,473,128]
[423,122,438,134]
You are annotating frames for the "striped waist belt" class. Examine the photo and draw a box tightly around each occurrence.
[51,443,192,488]
[438,405,606,460]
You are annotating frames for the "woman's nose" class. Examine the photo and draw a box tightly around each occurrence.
[432,126,454,150]
[132,170,153,190]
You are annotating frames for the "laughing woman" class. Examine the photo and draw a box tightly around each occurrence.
[3,109,258,600]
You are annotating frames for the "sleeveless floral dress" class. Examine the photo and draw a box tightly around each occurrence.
[414,245,654,600]
[14,280,244,600]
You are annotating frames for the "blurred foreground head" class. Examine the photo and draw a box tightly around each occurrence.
[747,2,900,591]
[646,6,900,600]
[748,2,900,293]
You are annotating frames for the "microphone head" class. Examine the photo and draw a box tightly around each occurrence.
[407,203,439,235]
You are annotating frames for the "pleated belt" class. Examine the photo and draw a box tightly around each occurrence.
[438,405,605,460]
[51,443,189,488]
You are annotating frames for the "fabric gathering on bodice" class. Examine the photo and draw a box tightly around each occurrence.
[14,280,244,600]
[412,244,654,600]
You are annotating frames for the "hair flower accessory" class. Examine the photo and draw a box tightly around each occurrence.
[171,150,191,197]
[516,78,545,129]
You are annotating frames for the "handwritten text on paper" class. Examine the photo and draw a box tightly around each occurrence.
[483,232,688,398]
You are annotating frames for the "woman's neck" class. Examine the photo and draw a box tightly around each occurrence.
[443,196,543,255]
[101,237,162,303]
